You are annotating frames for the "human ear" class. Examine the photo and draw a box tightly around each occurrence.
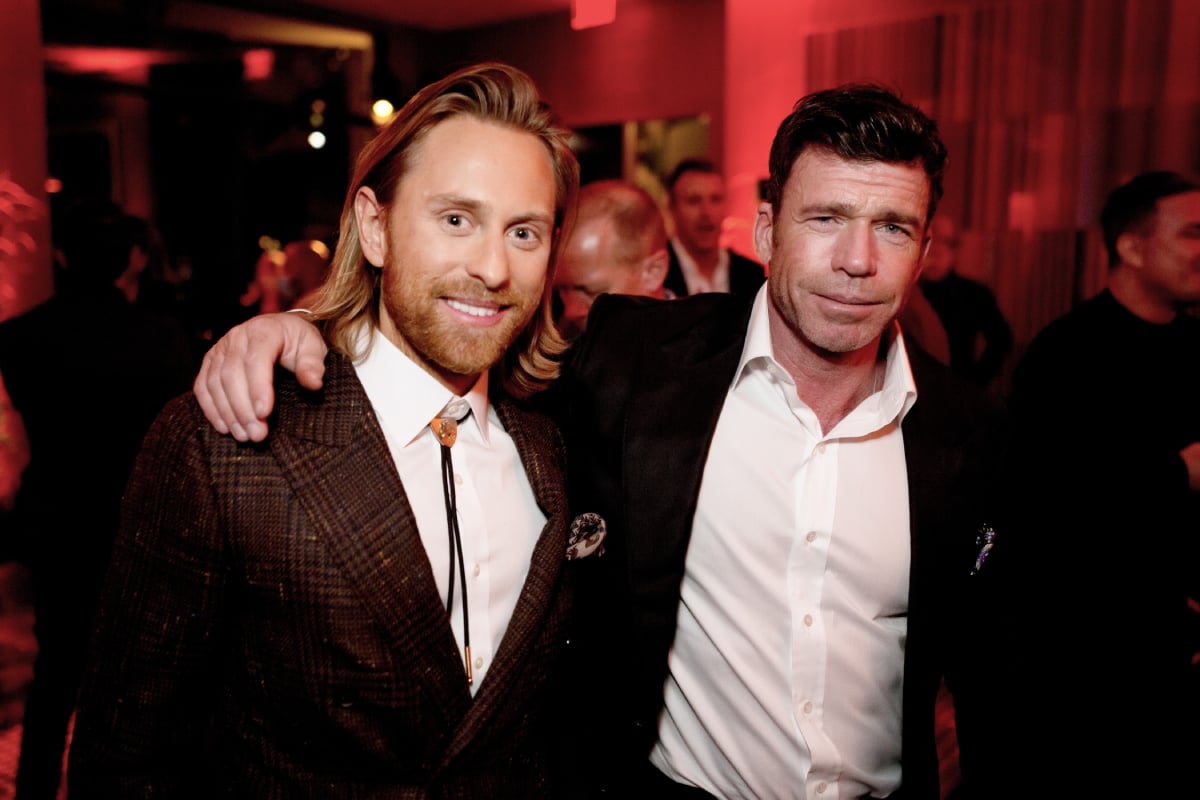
[753,201,774,266]
[1115,231,1144,269]
[355,187,387,267]
[642,248,669,295]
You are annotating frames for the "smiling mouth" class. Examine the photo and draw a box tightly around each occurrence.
[446,298,502,318]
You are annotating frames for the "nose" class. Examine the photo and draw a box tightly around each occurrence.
[832,222,877,277]
[468,232,511,289]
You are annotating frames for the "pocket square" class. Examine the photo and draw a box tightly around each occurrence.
[970,523,997,576]
[566,512,606,560]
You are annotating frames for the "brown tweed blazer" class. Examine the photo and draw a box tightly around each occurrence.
[67,351,575,799]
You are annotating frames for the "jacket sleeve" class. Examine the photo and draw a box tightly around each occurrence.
[67,394,227,798]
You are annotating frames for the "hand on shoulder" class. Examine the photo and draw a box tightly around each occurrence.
[193,311,328,442]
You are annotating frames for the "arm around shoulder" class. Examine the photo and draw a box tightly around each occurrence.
[193,311,328,442]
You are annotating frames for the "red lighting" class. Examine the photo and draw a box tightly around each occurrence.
[571,0,616,30]
[242,49,274,81]
[42,45,187,80]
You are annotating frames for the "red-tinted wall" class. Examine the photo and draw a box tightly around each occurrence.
[427,0,727,162]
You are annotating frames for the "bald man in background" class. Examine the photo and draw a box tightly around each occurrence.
[553,179,671,340]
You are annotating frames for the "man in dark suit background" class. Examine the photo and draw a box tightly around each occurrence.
[916,215,1013,389]
[663,158,765,298]
[67,62,581,798]
[187,85,1008,799]
[0,198,195,800]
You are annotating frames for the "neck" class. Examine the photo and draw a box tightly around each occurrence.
[682,241,720,274]
[800,359,882,435]
[1108,269,1178,324]
[691,248,715,277]
[771,316,887,435]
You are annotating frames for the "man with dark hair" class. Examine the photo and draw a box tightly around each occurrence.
[663,157,765,297]
[989,169,1200,797]
[191,82,1008,799]
[916,216,1013,388]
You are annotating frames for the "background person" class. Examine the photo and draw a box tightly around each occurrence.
[916,216,1012,389]
[0,198,195,800]
[239,237,332,314]
[67,62,581,798]
[984,169,1200,798]
[553,178,671,341]
[663,157,765,297]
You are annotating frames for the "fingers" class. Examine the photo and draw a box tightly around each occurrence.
[194,324,265,441]
[192,312,328,443]
[195,339,231,436]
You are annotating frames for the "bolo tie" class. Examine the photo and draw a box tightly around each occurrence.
[430,398,473,684]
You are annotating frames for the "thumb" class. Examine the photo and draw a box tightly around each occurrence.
[278,316,329,394]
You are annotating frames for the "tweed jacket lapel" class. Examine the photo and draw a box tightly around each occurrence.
[269,353,571,762]
[270,353,473,725]
[443,396,571,756]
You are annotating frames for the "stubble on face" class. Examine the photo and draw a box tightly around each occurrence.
[760,150,930,367]
[374,116,557,392]
[381,261,534,381]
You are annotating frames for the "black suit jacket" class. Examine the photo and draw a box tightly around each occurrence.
[556,292,1009,799]
[69,352,576,799]
[664,241,765,297]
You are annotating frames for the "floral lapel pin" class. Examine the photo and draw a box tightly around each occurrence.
[566,512,607,560]
[970,523,997,576]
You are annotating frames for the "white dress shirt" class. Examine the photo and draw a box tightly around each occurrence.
[671,237,731,294]
[353,324,546,694]
[650,287,918,799]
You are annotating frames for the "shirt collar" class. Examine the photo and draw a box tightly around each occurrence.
[352,323,491,447]
[671,237,731,294]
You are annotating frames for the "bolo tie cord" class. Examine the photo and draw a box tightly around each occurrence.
[437,430,472,684]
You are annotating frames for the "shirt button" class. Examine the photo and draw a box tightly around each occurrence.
[816,442,827,455]
[803,614,813,627]
[816,781,827,794]
[803,701,813,714]
[454,473,464,486]
[472,564,481,578]
[473,656,483,670]
[806,531,816,543]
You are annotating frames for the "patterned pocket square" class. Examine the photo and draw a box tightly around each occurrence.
[970,523,997,576]
[566,512,606,560]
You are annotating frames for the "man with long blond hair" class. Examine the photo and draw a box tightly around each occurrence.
[68,62,581,797]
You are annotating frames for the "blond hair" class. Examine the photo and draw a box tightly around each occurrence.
[307,62,580,399]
